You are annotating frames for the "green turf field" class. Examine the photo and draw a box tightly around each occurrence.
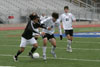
[0,27,100,67]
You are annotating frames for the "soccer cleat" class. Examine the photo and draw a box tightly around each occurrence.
[43,54,47,61]
[13,56,18,62]
[51,51,57,58]
[28,52,34,59]
[66,46,72,52]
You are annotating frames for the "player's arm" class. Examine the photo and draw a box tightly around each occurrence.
[71,14,76,23]
[31,22,42,35]
[37,22,47,29]
[41,18,52,30]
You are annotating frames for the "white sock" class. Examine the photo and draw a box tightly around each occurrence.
[51,46,56,52]
[43,46,47,55]
[67,40,72,47]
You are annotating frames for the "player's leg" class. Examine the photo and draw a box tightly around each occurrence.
[49,38,57,58]
[42,38,48,60]
[29,37,38,58]
[29,43,38,58]
[13,47,25,61]
[66,30,73,52]
[13,37,27,61]
[49,38,56,52]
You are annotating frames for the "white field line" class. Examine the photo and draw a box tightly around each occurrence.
[0,45,100,51]
[0,54,100,62]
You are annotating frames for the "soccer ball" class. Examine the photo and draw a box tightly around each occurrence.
[33,52,40,58]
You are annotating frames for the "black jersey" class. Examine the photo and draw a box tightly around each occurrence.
[22,20,46,39]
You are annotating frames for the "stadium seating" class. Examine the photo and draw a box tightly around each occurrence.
[0,0,99,23]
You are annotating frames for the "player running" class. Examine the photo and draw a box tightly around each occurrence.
[13,14,47,62]
[58,6,76,52]
[41,12,62,60]
[29,13,40,40]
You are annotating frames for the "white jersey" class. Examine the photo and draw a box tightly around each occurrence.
[59,13,76,30]
[41,17,62,35]
[40,16,47,21]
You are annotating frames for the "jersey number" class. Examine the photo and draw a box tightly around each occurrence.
[51,25,53,28]
[66,18,69,21]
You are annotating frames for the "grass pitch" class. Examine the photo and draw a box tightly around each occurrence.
[0,27,100,67]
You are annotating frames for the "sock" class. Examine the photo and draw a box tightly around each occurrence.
[35,37,38,40]
[15,50,22,57]
[30,47,37,53]
[67,40,72,47]
[51,46,56,52]
[43,46,47,55]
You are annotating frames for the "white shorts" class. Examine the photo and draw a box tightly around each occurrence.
[20,37,37,47]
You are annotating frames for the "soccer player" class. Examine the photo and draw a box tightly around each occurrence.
[41,12,62,60]
[29,13,40,40]
[58,6,76,52]
[40,13,47,21]
[13,15,46,62]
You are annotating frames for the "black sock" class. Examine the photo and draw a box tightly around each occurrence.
[54,46,56,48]
[30,47,37,53]
[35,37,38,40]
[15,50,22,57]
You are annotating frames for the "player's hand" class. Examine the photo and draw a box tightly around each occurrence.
[60,35,63,40]
[47,27,52,30]
[41,32,45,36]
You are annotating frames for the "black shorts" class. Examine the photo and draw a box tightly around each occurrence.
[42,33,55,40]
[65,30,73,36]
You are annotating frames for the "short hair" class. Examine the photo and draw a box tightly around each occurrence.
[29,14,39,20]
[52,12,59,19]
[64,6,69,10]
